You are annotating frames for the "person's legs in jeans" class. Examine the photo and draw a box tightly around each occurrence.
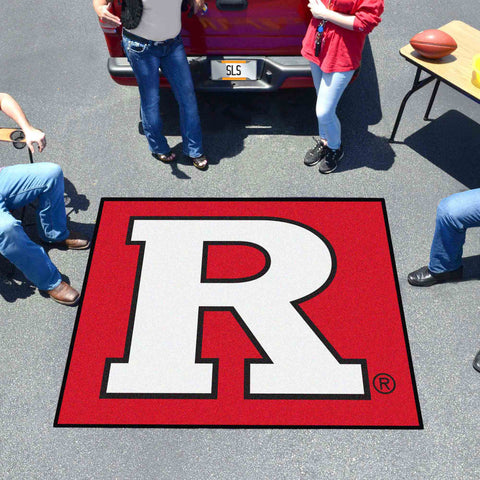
[0,163,66,290]
[0,163,69,242]
[429,188,480,273]
[160,37,203,158]
[310,62,354,150]
[122,37,171,155]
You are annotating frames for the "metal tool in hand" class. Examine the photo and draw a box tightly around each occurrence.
[0,128,26,149]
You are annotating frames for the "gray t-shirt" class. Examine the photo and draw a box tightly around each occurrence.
[126,0,183,42]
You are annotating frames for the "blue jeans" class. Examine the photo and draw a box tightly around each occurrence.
[122,33,203,158]
[429,189,480,273]
[0,163,69,290]
[310,63,354,150]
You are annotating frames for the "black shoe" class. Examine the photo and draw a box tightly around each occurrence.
[407,265,463,287]
[319,145,344,174]
[473,350,480,373]
[304,138,327,166]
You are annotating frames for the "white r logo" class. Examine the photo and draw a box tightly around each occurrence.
[103,218,368,398]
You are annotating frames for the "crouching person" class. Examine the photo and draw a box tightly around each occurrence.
[0,93,89,305]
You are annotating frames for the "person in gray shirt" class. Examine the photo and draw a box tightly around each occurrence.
[94,0,208,169]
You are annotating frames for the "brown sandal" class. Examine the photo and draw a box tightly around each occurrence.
[152,151,176,163]
[189,154,208,170]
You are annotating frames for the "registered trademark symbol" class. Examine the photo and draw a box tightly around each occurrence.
[373,373,396,394]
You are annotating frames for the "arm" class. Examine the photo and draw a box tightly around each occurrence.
[308,0,383,33]
[0,93,46,153]
[308,0,355,30]
[93,0,121,27]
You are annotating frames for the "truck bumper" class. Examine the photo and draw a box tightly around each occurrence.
[108,55,313,91]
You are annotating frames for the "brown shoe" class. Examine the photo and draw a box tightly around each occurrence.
[47,281,80,306]
[152,151,176,163]
[188,154,208,170]
[58,232,90,250]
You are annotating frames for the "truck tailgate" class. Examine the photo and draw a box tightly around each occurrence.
[182,0,310,55]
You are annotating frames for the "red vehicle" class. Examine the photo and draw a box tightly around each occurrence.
[100,0,313,91]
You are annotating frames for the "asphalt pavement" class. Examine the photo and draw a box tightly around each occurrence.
[1,1,479,479]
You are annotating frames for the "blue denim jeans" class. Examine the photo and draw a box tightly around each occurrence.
[429,188,480,273]
[0,163,69,290]
[310,63,354,150]
[122,33,203,158]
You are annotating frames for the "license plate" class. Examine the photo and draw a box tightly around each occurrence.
[211,60,257,81]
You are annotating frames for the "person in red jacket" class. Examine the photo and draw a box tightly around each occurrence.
[302,0,383,173]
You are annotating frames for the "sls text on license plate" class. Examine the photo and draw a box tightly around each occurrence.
[211,60,257,80]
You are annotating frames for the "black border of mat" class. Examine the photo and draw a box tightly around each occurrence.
[54,197,423,429]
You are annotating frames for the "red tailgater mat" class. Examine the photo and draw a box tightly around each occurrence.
[55,199,422,428]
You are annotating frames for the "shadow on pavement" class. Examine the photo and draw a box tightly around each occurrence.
[338,38,395,172]
[159,87,318,172]
[156,38,393,173]
[64,177,90,218]
[404,110,480,188]
[0,270,36,302]
[0,271,74,304]
[462,254,480,281]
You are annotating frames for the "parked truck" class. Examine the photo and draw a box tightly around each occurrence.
[99,0,313,92]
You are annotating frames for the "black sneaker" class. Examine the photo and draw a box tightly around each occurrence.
[304,138,327,166]
[319,145,344,174]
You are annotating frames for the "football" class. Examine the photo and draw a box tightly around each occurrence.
[410,29,457,59]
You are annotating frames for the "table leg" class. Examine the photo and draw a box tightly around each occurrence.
[424,79,441,121]
[389,68,436,143]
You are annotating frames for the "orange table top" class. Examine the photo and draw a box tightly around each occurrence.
[400,20,480,102]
